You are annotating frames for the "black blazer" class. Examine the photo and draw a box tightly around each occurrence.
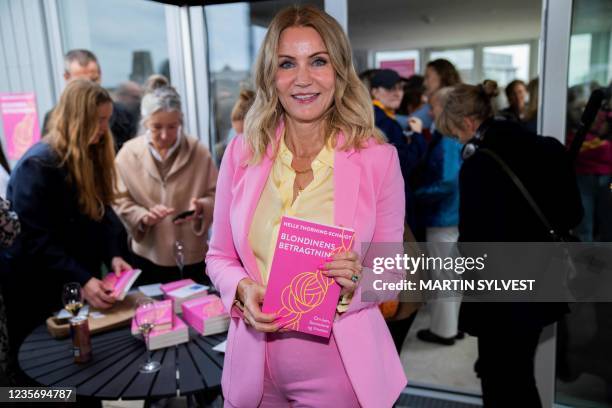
[458,118,583,335]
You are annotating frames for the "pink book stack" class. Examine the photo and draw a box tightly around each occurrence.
[102,269,142,301]
[181,295,229,336]
[131,300,188,350]
[262,216,355,338]
[160,279,209,313]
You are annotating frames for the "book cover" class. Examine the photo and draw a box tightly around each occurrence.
[262,216,355,338]
[167,283,208,300]
[161,279,209,313]
[102,269,142,301]
[181,295,229,336]
[160,279,195,295]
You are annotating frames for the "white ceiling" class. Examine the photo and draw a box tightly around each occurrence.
[347,0,542,51]
[249,0,612,53]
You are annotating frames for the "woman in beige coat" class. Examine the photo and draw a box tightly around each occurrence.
[114,82,217,285]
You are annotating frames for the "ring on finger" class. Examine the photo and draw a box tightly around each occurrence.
[351,274,359,283]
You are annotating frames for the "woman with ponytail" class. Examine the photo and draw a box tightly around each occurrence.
[437,83,583,407]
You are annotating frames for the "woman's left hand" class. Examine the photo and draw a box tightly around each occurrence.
[111,256,133,277]
[320,251,362,296]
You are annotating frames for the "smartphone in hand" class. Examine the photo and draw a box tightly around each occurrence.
[172,209,196,222]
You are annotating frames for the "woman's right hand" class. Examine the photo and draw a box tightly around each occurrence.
[141,205,175,226]
[236,278,279,332]
[83,277,116,309]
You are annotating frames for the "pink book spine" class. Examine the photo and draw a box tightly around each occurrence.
[111,270,135,297]
[160,279,195,295]
[182,305,203,333]
[262,216,355,338]
[154,300,173,330]
[150,315,186,337]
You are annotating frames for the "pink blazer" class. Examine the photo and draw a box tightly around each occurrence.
[206,127,408,408]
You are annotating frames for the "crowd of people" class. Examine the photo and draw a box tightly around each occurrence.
[0,3,605,408]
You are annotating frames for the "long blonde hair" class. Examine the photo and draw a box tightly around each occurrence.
[47,79,117,220]
[244,5,382,163]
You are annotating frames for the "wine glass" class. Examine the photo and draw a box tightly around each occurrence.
[62,282,83,317]
[174,239,185,280]
[135,298,161,373]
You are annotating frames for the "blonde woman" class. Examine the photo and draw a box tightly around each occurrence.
[114,82,217,285]
[206,5,406,408]
[5,79,132,354]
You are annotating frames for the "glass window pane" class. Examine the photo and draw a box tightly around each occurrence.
[557,0,612,406]
[568,34,592,86]
[58,0,171,90]
[483,44,530,87]
[204,0,323,163]
[430,49,475,83]
[375,50,420,77]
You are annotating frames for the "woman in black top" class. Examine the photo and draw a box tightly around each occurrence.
[5,80,132,357]
[437,84,583,407]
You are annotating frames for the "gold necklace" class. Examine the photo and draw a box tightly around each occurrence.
[293,166,313,192]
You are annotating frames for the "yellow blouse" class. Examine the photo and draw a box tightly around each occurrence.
[249,136,334,285]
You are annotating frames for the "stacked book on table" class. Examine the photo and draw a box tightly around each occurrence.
[131,299,189,350]
[132,279,228,349]
[181,295,230,336]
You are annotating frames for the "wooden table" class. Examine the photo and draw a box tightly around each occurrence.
[18,324,225,400]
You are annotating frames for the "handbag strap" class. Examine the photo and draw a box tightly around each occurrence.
[479,148,559,240]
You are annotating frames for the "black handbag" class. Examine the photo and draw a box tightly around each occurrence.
[479,148,578,299]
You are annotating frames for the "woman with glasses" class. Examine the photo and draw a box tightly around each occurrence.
[114,78,217,285]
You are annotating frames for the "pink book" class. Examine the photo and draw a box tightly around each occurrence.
[160,279,195,295]
[181,295,229,336]
[130,300,173,333]
[131,315,189,350]
[102,269,142,301]
[262,216,355,338]
[161,279,209,313]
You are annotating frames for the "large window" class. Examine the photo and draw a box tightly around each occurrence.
[204,0,323,162]
[58,0,170,91]
[429,48,475,83]
[568,33,592,87]
[483,44,530,86]
[557,0,612,405]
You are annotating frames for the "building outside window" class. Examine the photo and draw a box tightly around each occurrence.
[58,0,171,91]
